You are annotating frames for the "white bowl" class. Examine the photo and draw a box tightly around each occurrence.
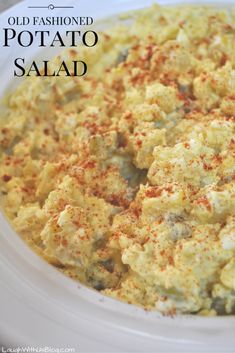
[1,0,235,351]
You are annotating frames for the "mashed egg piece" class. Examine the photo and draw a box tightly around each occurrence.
[0,4,235,315]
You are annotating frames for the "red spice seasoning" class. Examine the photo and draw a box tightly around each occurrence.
[2,175,12,182]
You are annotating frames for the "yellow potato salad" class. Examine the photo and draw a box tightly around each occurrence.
[0,4,235,315]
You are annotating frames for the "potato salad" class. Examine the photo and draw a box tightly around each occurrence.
[0,4,235,315]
